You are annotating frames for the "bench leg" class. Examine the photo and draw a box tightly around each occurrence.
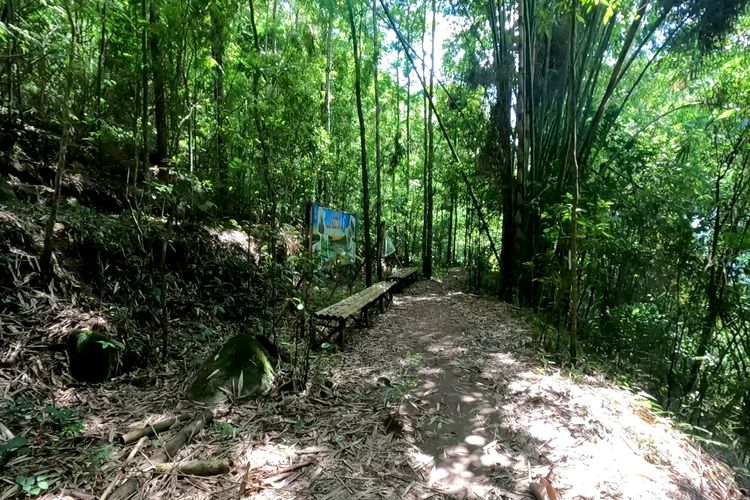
[337,318,346,348]
[379,296,385,313]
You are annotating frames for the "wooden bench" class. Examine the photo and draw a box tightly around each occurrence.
[314,280,396,347]
[389,267,418,290]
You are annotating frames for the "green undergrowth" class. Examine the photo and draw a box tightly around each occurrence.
[0,201,287,368]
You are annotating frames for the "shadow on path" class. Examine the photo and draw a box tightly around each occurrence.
[374,271,540,498]
[354,269,739,499]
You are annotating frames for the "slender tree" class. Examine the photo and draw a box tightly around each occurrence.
[347,0,373,286]
[404,19,412,263]
[150,0,167,169]
[138,0,150,194]
[420,0,429,277]
[41,1,77,278]
[373,0,383,281]
[2,0,16,111]
[320,4,334,204]
[210,1,226,201]
[567,0,579,363]
[423,0,436,278]
[95,0,107,164]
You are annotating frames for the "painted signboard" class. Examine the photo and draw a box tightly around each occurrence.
[311,204,357,264]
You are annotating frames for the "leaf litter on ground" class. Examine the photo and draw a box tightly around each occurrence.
[0,256,744,499]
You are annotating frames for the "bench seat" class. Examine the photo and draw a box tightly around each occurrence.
[314,280,396,346]
[389,266,418,290]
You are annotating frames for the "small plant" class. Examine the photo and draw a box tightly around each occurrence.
[40,405,76,424]
[15,474,49,496]
[380,377,417,404]
[95,338,122,351]
[89,444,114,470]
[213,422,240,439]
[568,366,584,383]
[3,398,33,423]
[320,342,337,351]
[407,351,423,365]
[0,435,28,461]
[60,420,85,439]
[39,405,85,439]
[428,414,447,431]
[199,323,215,338]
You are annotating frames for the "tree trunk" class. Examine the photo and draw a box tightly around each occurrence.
[488,0,516,301]
[464,194,470,264]
[513,0,528,304]
[424,0,435,278]
[160,218,169,361]
[41,3,76,279]
[347,0,372,287]
[392,48,400,226]
[150,0,166,169]
[248,0,277,254]
[683,170,724,396]
[420,1,429,278]
[210,3,226,202]
[567,0,579,364]
[405,45,411,264]
[455,192,460,261]
[320,11,333,204]
[373,0,383,281]
[2,0,15,111]
[446,188,454,264]
[138,0,149,197]
[249,0,260,50]
[154,459,232,476]
[95,0,107,165]
[271,0,278,53]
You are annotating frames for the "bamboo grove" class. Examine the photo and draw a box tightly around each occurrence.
[1,0,750,461]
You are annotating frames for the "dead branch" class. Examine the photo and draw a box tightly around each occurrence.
[150,409,213,463]
[105,410,213,500]
[153,458,232,476]
[120,413,190,445]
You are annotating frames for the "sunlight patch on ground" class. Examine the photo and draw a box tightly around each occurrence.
[53,387,79,407]
[417,366,444,378]
[427,343,466,357]
[396,294,446,304]
[500,367,737,498]
[209,227,259,263]
[410,436,519,498]
[460,393,480,403]
[373,274,741,499]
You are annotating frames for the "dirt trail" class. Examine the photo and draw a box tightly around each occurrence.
[7,271,741,500]
[349,270,741,499]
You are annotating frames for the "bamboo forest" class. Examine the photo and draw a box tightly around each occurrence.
[2,0,750,498]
